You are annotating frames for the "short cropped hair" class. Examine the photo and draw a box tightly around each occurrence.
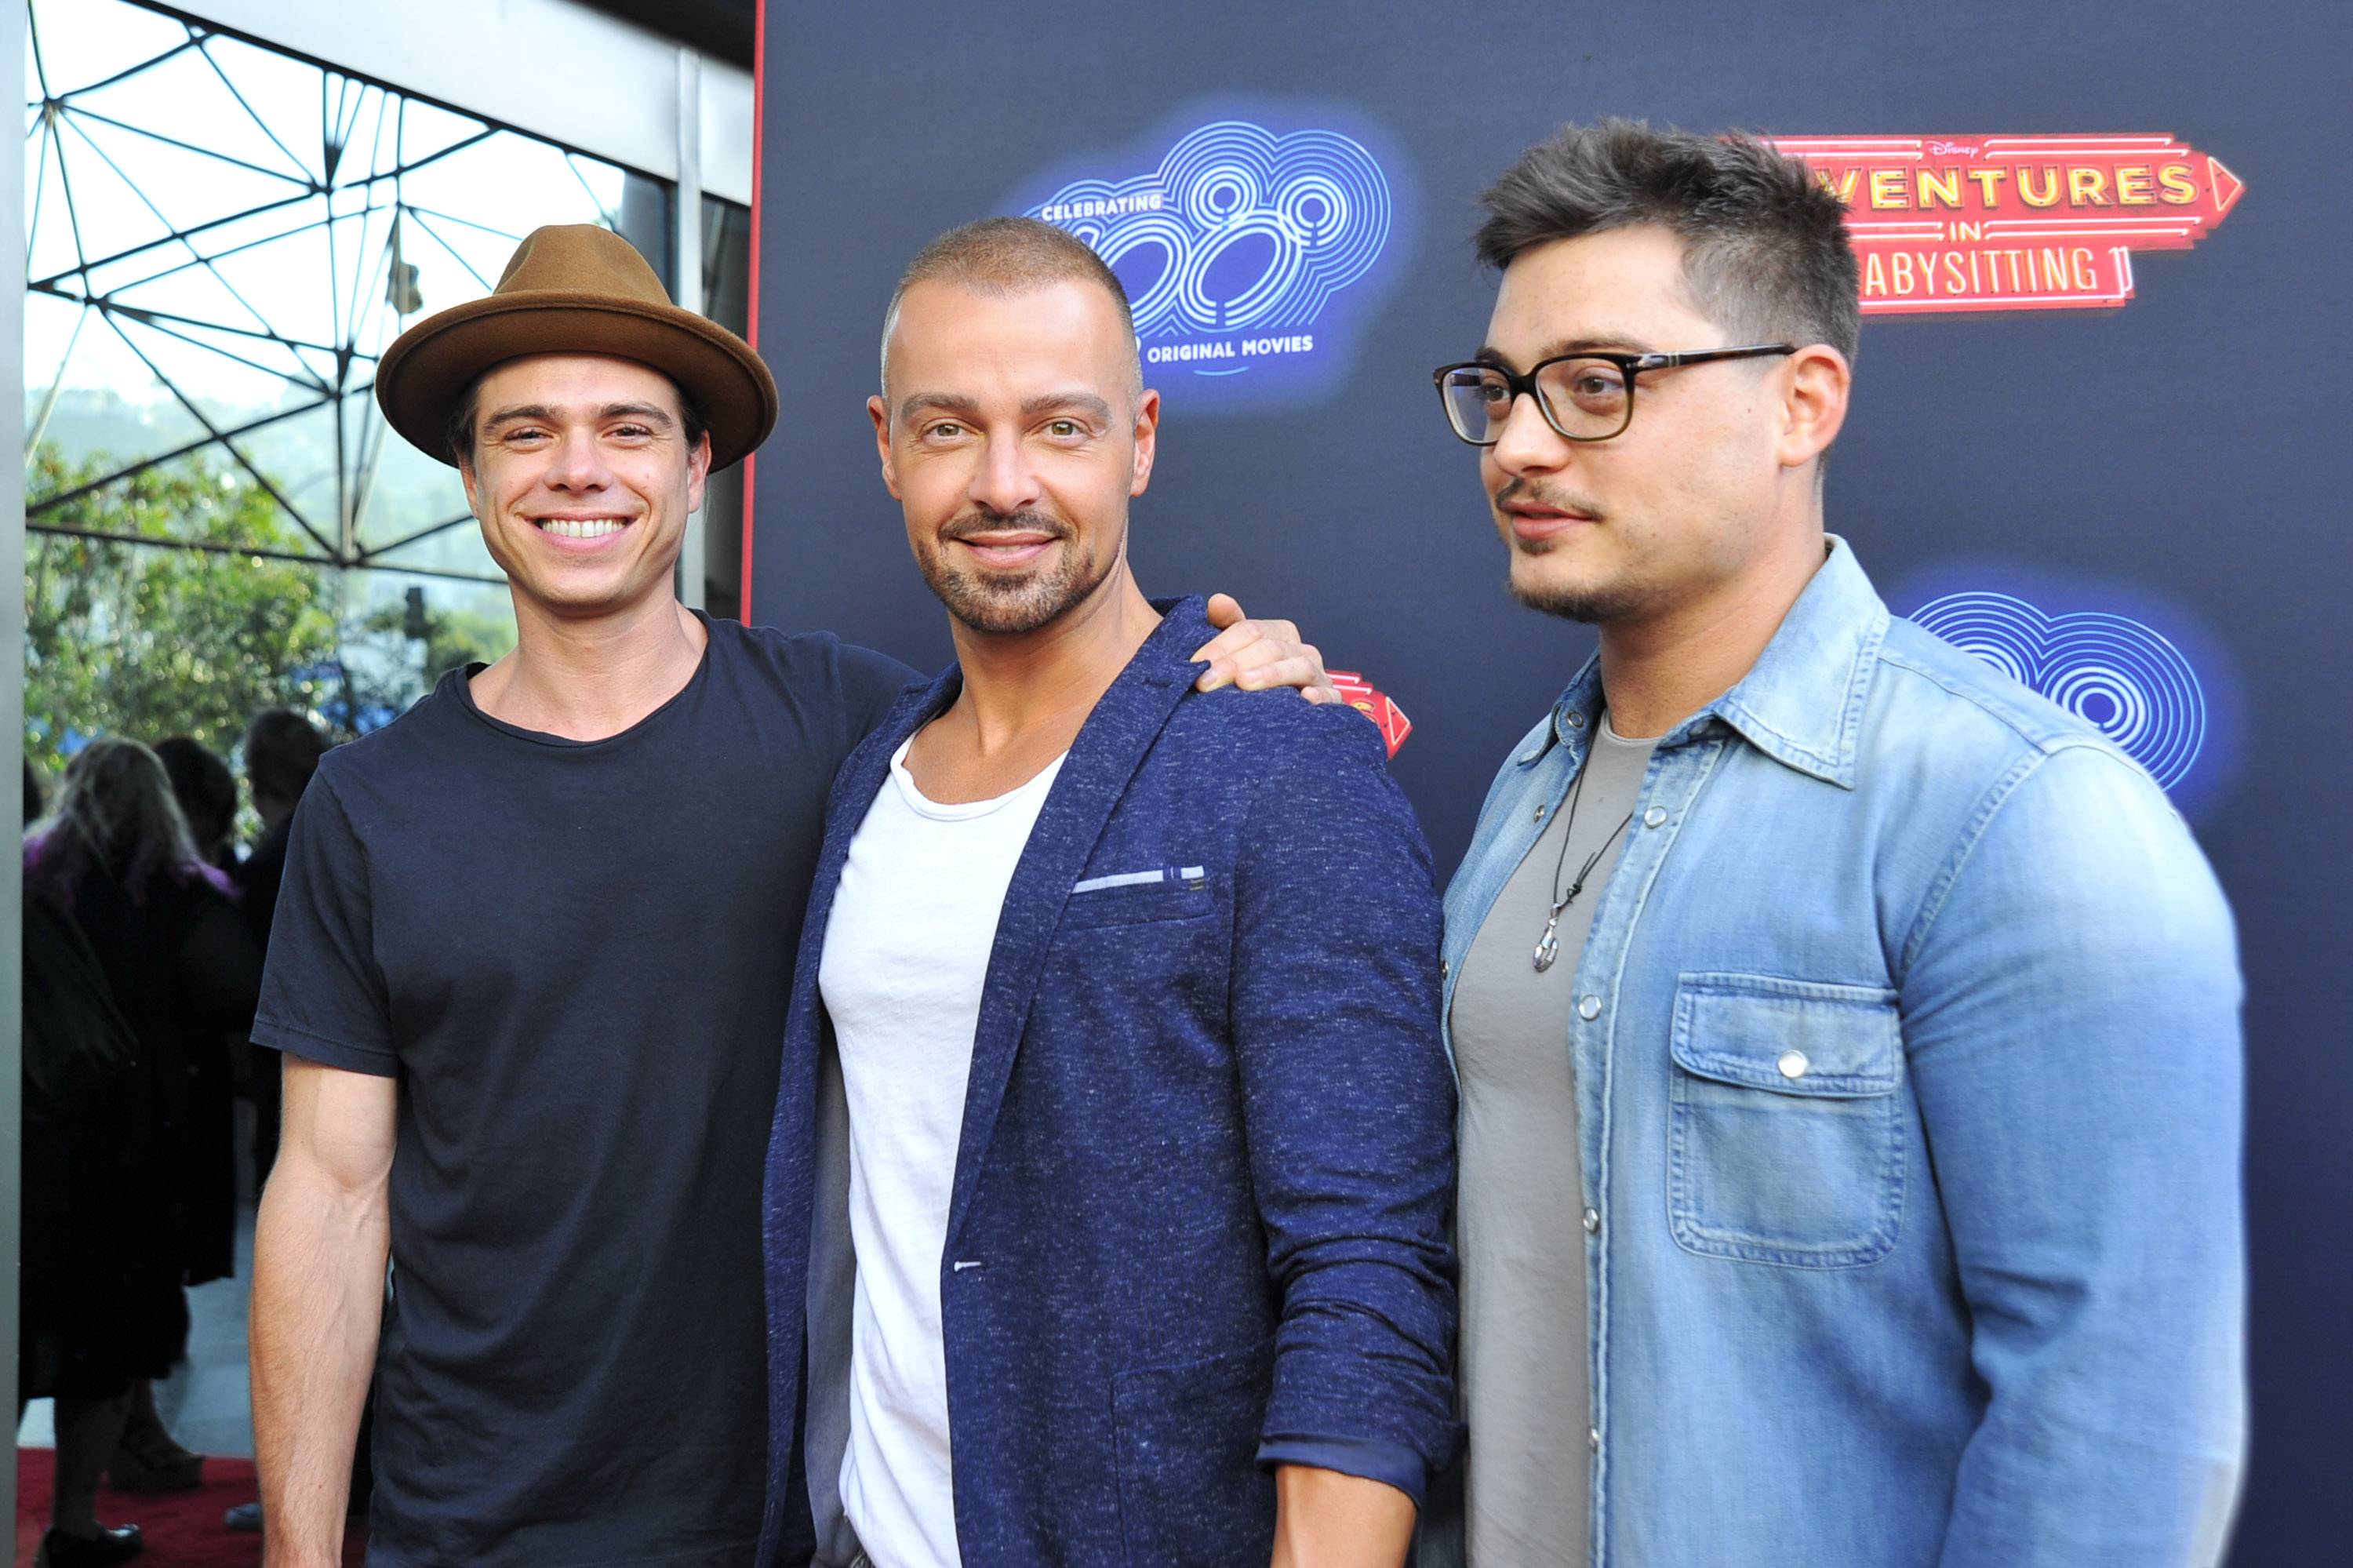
[243,707,329,806]
[880,216,1140,402]
[443,369,710,466]
[1475,119,1860,364]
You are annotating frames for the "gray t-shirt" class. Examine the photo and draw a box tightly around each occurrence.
[1449,715,1657,1568]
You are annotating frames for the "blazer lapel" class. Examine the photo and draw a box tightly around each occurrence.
[761,668,953,1563]
[944,598,1209,1250]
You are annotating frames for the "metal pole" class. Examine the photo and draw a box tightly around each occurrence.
[4,0,32,1527]
[673,46,707,613]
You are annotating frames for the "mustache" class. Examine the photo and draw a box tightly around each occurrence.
[1493,477,1605,521]
[939,509,1073,544]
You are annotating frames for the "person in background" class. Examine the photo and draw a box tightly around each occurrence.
[220,707,344,1539]
[127,736,244,1496]
[237,709,330,946]
[23,737,266,1566]
[153,737,237,872]
[230,708,329,1184]
[133,736,247,1497]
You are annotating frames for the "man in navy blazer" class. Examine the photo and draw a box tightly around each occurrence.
[758,216,1459,1568]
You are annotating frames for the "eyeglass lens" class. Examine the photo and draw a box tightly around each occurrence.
[1442,358,1633,443]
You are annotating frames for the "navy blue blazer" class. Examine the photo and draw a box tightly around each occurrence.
[758,598,1459,1567]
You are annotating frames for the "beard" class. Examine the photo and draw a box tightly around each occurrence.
[1495,478,1656,625]
[1508,569,1656,625]
[915,508,1111,635]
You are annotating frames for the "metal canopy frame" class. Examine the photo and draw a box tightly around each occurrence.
[21,1,644,585]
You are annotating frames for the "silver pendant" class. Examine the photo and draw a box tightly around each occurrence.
[1533,917,1560,973]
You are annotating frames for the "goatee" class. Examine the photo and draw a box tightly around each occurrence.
[917,510,1108,635]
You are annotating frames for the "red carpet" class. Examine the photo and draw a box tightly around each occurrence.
[14,1450,365,1567]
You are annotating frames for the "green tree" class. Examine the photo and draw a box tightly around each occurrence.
[358,591,515,689]
[24,446,342,776]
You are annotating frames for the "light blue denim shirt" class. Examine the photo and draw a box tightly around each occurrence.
[1439,539,2245,1568]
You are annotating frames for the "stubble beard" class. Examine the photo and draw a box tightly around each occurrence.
[917,509,1110,635]
[1496,480,1657,625]
[1507,553,1657,625]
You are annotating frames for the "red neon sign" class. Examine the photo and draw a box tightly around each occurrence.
[1770,135,2244,315]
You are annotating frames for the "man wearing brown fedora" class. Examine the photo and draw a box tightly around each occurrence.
[244,224,1334,1568]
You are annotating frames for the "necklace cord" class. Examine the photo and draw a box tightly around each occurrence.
[1544,749,1635,920]
[1533,729,1639,973]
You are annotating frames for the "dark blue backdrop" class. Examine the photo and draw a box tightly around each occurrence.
[750,5,2351,1559]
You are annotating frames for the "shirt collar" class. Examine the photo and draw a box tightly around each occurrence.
[1523,537,1888,789]
[1704,536,1886,788]
[1534,655,1606,763]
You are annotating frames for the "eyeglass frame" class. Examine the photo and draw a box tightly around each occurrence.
[1431,344,1798,446]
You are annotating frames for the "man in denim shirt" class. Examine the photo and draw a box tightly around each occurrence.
[1428,121,2243,1567]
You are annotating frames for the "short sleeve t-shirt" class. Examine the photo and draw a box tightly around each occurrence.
[252,616,915,1568]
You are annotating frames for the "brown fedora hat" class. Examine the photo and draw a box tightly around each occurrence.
[376,224,778,471]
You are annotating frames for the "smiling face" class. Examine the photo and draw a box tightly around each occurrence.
[456,353,710,620]
[870,278,1156,637]
[1480,225,1820,625]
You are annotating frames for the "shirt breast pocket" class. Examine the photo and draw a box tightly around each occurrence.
[1060,866,1216,931]
[1667,972,1906,1268]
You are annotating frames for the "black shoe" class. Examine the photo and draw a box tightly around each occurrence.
[42,1524,144,1565]
[106,1444,203,1493]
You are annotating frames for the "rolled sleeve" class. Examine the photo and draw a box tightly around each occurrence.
[1256,1434,1428,1504]
[1230,716,1463,1482]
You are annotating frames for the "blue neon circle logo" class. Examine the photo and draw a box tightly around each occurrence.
[1016,108,1408,406]
[1910,591,2207,791]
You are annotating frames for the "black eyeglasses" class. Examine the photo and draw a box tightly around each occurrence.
[1431,344,1796,446]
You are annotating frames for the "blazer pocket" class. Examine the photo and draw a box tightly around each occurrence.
[1667,972,1906,1268]
[1061,868,1216,930]
[1111,1338,1277,1567]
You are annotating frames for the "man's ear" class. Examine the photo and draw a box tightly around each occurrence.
[457,454,482,519]
[1777,344,1850,471]
[867,395,902,499]
[1129,387,1162,498]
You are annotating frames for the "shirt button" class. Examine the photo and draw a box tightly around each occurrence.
[1566,711,1586,729]
[1534,802,1547,821]
[1777,1050,1809,1079]
[1643,806,1667,828]
[1582,1208,1600,1234]
[1577,995,1602,1021]
[1588,1427,1601,1452]
[1440,959,1450,980]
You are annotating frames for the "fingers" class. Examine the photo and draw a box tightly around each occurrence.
[1190,598,1337,701]
[1191,617,1303,669]
[1190,614,1300,669]
[1192,639,1334,700]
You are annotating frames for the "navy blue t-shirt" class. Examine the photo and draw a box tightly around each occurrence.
[252,617,914,1566]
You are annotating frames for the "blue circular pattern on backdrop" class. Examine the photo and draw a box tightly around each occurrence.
[1029,120,1391,339]
[1910,591,2206,791]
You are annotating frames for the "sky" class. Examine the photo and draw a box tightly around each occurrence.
[23,0,634,589]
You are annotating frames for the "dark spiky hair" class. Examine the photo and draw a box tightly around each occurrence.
[1475,118,1860,363]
